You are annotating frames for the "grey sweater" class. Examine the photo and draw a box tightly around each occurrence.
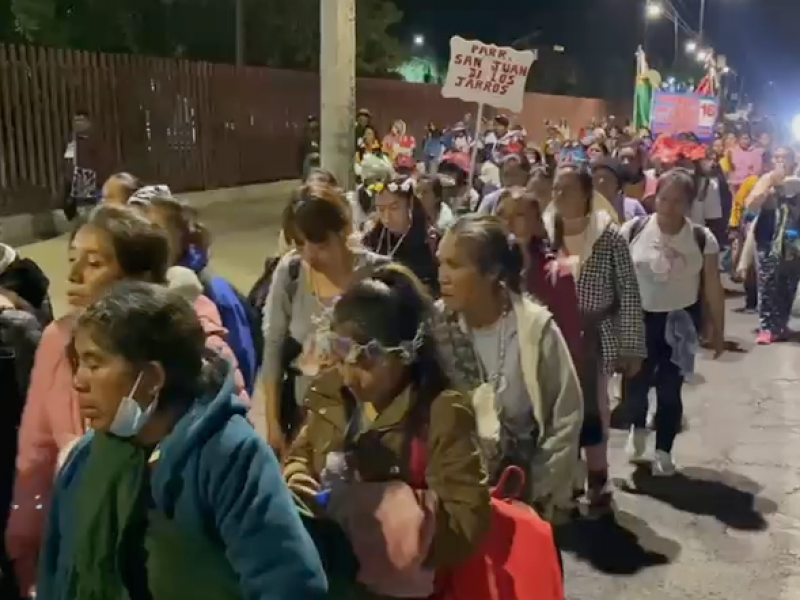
[261,249,388,402]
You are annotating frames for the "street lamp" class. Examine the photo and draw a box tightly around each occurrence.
[413,34,425,47]
[696,49,709,62]
[685,40,697,53]
[646,2,663,18]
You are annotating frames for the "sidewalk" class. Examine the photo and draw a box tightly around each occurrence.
[18,179,298,317]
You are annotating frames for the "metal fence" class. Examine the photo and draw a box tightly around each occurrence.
[0,44,624,216]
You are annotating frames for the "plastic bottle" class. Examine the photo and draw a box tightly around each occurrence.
[315,451,349,508]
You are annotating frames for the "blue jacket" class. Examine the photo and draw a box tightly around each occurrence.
[203,273,260,393]
[181,246,260,394]
[37,363,327,600]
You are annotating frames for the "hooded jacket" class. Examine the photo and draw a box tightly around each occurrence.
[37,360,327,600]
[6,268,248,593]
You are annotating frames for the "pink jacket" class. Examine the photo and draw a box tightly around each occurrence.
[6,285,248,592]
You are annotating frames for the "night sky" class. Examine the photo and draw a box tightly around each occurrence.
[393,0,800,119]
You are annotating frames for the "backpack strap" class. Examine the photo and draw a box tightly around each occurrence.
[285,254,303,304]
[691,223,707,254]
[625,215,651,244]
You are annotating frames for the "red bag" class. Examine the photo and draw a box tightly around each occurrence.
[409,438,565,600]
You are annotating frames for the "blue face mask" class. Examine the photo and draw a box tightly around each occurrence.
[108,372,159,438]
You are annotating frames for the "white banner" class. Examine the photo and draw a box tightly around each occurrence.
[441,36,536,113]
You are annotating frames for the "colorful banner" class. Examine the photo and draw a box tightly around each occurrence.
[649,92,719,141]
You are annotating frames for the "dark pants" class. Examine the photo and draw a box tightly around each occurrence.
[624,311,685,453]
[745,267,758,310]
[757,249,800,335]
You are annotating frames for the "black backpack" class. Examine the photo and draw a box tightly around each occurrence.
[246,254,305,438]
[246,254,303,322]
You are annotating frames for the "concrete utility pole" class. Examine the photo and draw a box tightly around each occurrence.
[320,0,356,189]
[235,0,244,66]
[699,0,706,37]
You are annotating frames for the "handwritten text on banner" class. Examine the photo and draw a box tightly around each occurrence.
[441,36,536,113]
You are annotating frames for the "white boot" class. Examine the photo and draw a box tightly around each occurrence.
[652,450,677,477]
[626,428,649,464]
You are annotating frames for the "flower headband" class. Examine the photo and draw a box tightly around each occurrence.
[366,178,415,196]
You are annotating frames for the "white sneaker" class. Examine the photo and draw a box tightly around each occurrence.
[652,450,677,477]
[626,428,649,464]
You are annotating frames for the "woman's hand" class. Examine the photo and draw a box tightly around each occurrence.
[287,472,321,498]
[285,467,322,513]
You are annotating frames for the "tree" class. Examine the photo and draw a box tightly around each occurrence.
[7,0,407,76]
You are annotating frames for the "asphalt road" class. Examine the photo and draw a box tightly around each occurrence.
[19,195,800,600]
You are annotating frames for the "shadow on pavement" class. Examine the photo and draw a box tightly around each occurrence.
[615,465,777,531]
[555,510,680,575]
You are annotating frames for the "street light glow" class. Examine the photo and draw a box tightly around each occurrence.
[685,40,697,53]
[646,2,663,18]
[696,50,709,62]
[413,34,425,47]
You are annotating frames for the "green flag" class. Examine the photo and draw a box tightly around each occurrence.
[633,47,654,131]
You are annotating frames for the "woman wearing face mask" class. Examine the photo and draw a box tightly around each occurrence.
[6,206,247,595]
[284,264,491,599]
[37,282,326,600]
[363,176,440,294]
[547,163,646,510]
[261,183,387,454]
[434,215,583,519]
[438,152,480,215]
[623,169,724,474]
[128,186,261,395]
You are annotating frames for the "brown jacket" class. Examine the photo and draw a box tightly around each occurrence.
[284,369,491,570]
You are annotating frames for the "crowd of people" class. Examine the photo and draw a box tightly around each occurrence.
[0,106,795,600]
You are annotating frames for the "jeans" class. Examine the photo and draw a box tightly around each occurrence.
[625,311,685,453]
